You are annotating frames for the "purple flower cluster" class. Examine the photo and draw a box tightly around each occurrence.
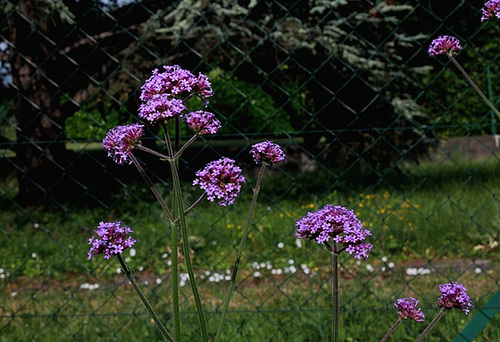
[102,123,143,165]
[295,205,372,259]
[138,65,214,125]
[428,35,462,57]
[394,298,425,322]
[250,141,286,165]
[140,65,213,101]
[186,111,221,135]
[138,94,186,124]
[436,282,472,315]
[193,157,246,206]
[481,0,500,21]
[88,221,136,259]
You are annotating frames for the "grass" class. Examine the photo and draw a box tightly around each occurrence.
[0,156,499,341]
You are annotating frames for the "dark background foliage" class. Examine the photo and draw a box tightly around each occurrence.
[0,2,499,341]
[0,0,498,201]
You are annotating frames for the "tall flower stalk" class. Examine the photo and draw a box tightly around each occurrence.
[380,297,425,342]
[88,222,174,341]
[98,65,218,341]
[136,65,216,341]
[95,65,286,341]
[331,242,339,342]
[415,308,446,342]
[295,205,372,342]
[415,282,472,342]
[116,254,175,342]
[379,318,402,342]
[214,141,285,342]
[170,155,208,341]
[428,35,500,119]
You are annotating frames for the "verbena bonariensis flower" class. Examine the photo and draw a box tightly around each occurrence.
[194,72,214,98]
[88,221,136,259]
[193,157,246,206]
[394,298,425,322]
[295,205,372,259]
[140,65,197,101]
[140,65,213,101]
[250,140,286,165]
[428,35,462,57]
[102,123,143,165]
[481,0,500,21]
[138,94,186,124]
[186,110,221,134]
[436,282,472,315]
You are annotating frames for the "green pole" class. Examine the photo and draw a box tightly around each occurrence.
[453,290,500,342]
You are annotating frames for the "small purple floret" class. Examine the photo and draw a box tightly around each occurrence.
[250,140,286,165]
[295,205,372,259]
[436,282,472,315]
[428,35,462,57]
[481,0,500,21]
[102,123,143,165]
[185,111,221,134]
[193,157,246,206]
[394,298,425,322]
[88,221,136,259]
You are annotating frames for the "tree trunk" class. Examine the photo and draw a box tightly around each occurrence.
[10,0,69,205]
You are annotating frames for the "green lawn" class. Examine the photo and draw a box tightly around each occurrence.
[0,156,499,341]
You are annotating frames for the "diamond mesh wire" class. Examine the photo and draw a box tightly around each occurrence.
[0,1,499,341]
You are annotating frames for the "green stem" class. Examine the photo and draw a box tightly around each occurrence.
[172,193,208,225]
[138,133,198,161]
[415,308,446,342]
[214,164,267,342]
[183,193,207,218]
[332,243,339,342]
[171,189,181,341]
[379,318,402,342]
[174,118,180,151]
[170,159,209,342]
[447,54,500,119]
[157,123,181,340]
[136,145,171,160]
[162,122,175,157]
[130,154,173,221]
[116,254,174,341]
[173,134,200,160]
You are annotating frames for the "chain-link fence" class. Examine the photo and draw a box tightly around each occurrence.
[1,1,499,341]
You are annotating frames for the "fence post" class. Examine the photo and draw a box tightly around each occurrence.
[453,290,500,342]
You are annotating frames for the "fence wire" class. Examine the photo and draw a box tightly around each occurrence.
[0,1,499,341]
